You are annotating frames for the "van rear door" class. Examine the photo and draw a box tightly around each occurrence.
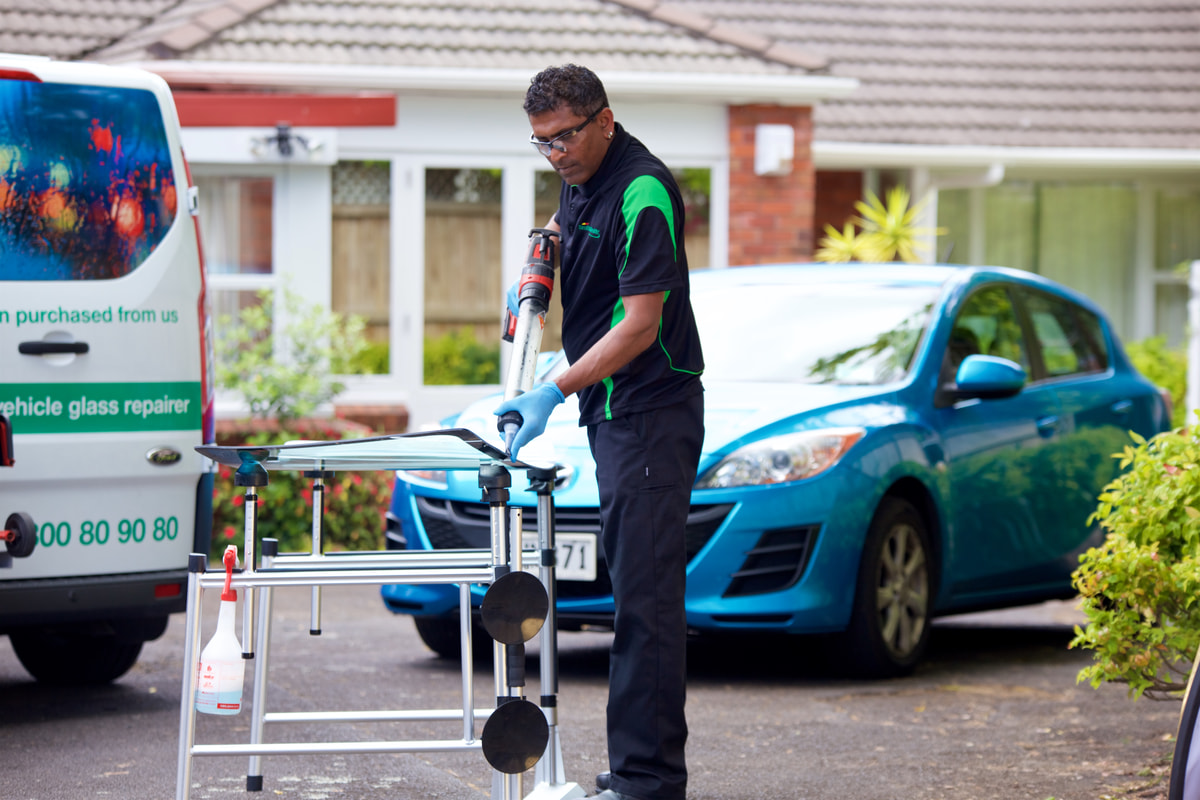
[0,58,211,600]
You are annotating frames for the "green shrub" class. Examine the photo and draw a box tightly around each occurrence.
[1125,336,1187,429]
[1070,424,1200,699]
[210,427,392,560]
[349,339,390,375]
[214,287,369,424]
[424,327,500,385]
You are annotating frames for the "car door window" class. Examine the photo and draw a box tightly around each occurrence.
[1021,290,1109,378]
[941,285,1030,384]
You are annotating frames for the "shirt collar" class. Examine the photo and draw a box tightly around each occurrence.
[572,122,629,199]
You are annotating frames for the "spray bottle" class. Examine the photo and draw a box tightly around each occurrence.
[195,545,245,715]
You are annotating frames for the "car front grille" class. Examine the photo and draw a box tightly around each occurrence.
[414,496,732,599]
[723,525,819,598]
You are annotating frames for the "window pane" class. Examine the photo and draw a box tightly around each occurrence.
[196,176,273,275]
[1156,284,1187,347]
[674,167,710,271]
[937,189,971,265]
[1022,291,1107,378]
[535,170,564,352]
[423,168,501,385]
[984,182,1036,272]
[1036,183,1136,338]
[333,161,390,374]
[211,289,266,330]
[0,81,176,280]
[954,286,1029,373]
[1154,187,1198,348]
[195,175,273,365]
[1156,188,1200,272]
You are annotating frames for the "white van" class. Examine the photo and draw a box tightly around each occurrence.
[0,55,213,683]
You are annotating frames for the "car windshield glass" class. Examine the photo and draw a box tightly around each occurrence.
[691,280,940,384]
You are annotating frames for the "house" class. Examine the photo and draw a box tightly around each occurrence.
[5,0,1198,427]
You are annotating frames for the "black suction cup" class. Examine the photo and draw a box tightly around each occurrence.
[481,699,548,774]
[480,571,548,645]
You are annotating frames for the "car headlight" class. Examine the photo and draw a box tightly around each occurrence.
[396,469,448,488]
[695,428,865,489]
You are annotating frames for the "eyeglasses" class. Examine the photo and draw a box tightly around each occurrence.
[529,107,605,156]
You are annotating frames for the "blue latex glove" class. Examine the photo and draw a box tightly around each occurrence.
[494,382,565,461]
[506,281,520,317]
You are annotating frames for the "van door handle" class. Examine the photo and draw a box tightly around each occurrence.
[18,341,89,355]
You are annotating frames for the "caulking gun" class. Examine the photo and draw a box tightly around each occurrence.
[498,227,559,456]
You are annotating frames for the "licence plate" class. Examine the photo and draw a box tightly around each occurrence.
[522,532,597,582]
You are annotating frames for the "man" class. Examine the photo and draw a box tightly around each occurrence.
[495,64,705,800]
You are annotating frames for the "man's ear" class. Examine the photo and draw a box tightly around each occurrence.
[599,108,615,137]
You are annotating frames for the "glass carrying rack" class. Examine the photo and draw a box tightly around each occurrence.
[175,429,584,800]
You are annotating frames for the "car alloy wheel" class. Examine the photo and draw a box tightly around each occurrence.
[841,497,934,677]
[875,517,929,661]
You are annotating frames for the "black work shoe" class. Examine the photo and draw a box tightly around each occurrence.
[590,790,641,800]
[595,771,612,791]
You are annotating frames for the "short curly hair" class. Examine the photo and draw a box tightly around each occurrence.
[523,64,609,117]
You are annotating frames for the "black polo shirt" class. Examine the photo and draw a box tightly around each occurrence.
[556,123,704,426]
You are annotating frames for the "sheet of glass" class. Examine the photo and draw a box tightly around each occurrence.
[197,428,514,472]
[0,81,176,281]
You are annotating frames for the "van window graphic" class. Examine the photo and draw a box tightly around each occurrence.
[0,81,177,281]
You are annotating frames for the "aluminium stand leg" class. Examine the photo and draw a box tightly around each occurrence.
[460,581,476,744]
[480,464,520,800]
[175,555,208,800]
[526,466,584,800]
[247,539,279,792]
[235,458,269,659]
[304,471,332,635]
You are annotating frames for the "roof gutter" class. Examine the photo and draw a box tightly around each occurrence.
[814,141,1200,172]
[132,61,858,105]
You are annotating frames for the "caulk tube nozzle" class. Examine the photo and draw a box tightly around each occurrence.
[498,410,523,458]
[503,422,518,456]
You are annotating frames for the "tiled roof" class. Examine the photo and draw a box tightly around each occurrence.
[669,0,1200,148]
[90,0,807,76]
[5,0,1200,149]
[0,0,183,61]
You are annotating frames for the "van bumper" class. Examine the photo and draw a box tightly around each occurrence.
[0,569,187,634]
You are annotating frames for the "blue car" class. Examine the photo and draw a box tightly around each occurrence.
[381,263,1171,677]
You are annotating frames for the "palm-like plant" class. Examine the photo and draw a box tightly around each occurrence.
[814,222,881,263]
[814,186,945,264]
[852,187,943,263]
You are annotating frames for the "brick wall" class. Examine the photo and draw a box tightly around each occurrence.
[727,105,815,265]
[813,170,863,246]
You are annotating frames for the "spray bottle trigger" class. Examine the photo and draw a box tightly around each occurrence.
[221,545,238,602]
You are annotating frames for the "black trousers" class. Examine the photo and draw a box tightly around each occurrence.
[587,392,704,800]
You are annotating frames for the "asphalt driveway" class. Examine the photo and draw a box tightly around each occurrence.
[0,587,1180,800]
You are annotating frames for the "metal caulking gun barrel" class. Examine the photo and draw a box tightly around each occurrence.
[499,228,559,456]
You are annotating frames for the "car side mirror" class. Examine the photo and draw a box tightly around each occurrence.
[935,354,1027,408]
[955,355,1026,400]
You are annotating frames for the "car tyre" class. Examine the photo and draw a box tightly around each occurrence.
[841,497,933,678]
[10,626,143,685]
[413,615,492,661]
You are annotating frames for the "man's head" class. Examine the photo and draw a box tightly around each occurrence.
[525,64,614,186]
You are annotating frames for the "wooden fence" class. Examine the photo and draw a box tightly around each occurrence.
[332,202,709,354]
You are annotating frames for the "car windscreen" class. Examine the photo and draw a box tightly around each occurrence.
[0,79,177,281]
[691,280,940,384]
